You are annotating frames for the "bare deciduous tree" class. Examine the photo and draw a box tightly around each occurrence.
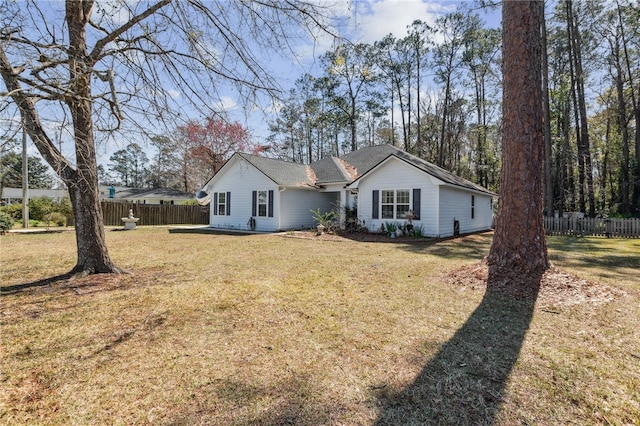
[0,0,335,276]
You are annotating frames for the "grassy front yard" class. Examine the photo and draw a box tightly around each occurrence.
[1,229,638,424]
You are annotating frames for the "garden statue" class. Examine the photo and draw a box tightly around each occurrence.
[121,209,140,230]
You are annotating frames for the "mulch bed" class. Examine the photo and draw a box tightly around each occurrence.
[446,262,626,309]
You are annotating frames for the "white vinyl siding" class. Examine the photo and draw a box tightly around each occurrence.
[205,152,494,235]
[205,155,339,231]
[439,187,493,236]
[280,188,337,230]
[206,157,278,231]
[355,158,439,235]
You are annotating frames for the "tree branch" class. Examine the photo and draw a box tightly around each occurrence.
[0,44,76,182]
[88,0,173,63]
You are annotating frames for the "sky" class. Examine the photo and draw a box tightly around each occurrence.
[2,0,501,183]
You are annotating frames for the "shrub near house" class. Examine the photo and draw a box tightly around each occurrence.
[0,196,72,227]
[0,211,14,233]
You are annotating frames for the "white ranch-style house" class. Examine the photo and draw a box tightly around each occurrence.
[198,144,495,237]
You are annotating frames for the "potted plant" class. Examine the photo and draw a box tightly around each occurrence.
[385,222,397,238]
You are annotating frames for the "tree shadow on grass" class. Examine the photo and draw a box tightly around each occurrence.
[375,274,541,425]
[0,273,74,295]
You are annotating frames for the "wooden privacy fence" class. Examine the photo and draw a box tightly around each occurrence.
[544,217,640,238]
[101,202,209,226]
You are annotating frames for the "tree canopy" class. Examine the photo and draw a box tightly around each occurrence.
[266,1,639,217]
[0,151,55,190]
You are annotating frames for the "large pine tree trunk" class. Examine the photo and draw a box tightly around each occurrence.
[487,0,549,293]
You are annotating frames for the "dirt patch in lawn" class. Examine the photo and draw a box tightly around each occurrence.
[445,262,626,309]
[0,270,170,323]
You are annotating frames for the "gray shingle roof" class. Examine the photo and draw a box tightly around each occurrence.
[222,145,494,196]
[237,152,315,187]
[354,145,495,195]
[310,156,350,184]
[339,144,399,176]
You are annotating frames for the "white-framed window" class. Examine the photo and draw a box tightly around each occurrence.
[381,189,411,219]
[252,190,273,218]
[258,190,268,217]
[213,191,230,216]
[217,192,226,216]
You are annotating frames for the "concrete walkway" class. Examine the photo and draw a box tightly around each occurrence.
[167,226,272,235]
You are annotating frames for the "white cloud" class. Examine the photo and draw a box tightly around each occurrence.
[167,89,181,100]
[94,0,133,25]
[353,0,455,43]
[213,96,238,112]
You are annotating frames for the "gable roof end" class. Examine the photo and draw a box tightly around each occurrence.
[342,145,495,196]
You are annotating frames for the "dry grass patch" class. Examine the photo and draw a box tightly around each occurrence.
[1,229,639,425]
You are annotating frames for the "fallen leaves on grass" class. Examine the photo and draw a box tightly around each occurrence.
[4,368,60,416]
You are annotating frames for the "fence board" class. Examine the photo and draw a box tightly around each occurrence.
[100,201,208,226]
[544,217,640,238]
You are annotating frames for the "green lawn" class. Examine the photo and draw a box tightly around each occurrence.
[1,229,638,425]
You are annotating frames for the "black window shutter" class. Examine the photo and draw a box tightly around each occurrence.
[268,190,274,217]
[213,192,218,215]
[252,191,257,216]
[413,188,421,220]
[226,192,231,216]
[372,190,379,219]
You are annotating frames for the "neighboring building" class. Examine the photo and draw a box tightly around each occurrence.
[1,187,68,205]
[99,186,194,205]
[199,144,496,237]
[1,186,194,205]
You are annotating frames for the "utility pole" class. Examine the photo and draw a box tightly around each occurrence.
[22,118,29,228]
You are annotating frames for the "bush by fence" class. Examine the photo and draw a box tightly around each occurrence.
[544,217,640,238]
[100,202,208,226]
